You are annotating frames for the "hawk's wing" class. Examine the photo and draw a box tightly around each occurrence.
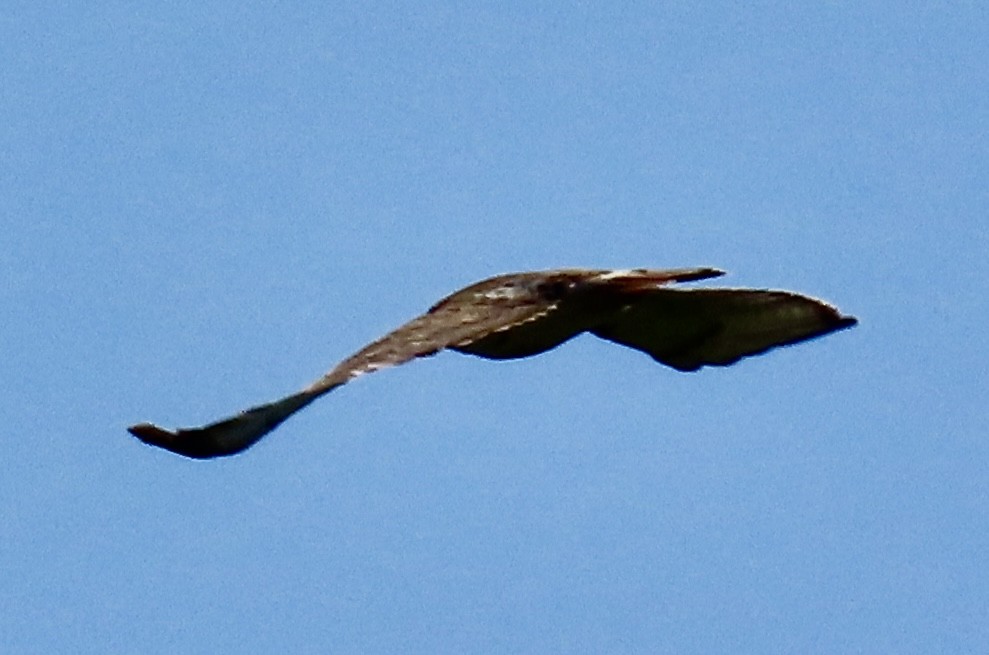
[127,274,584,459]
[589,287,857,371]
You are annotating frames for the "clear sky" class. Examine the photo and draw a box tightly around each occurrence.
[3,3,987,653]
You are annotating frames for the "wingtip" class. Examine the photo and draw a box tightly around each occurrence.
[128,422,167,438]
[127,420,232,460]
[836,315,858,329]
[682,267,727,282]
[128,422,177,444]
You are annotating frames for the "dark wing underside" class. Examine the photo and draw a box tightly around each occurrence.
[590,288,857,371]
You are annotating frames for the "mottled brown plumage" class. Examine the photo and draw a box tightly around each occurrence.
[129,267,856,459]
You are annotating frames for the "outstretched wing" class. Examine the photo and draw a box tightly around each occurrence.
[589,287,857,371]
[128,275,572,459]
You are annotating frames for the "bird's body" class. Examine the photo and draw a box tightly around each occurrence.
[129,267,856,459]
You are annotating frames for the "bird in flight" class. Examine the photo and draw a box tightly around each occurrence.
[129,267,856,459]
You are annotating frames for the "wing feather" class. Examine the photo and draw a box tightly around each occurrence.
[590,288,857,371]
[128,284,559,458]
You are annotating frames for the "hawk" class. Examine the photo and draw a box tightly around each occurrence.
[129,267,856,459]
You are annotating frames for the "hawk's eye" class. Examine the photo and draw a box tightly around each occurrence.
[537,280,571,300]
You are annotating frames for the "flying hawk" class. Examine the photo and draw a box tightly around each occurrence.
[129,267,856,459]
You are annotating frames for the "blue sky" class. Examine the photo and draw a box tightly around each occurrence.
[3,2,987,653]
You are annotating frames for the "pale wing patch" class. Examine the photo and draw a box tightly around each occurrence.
[596,269,639,280]
[478,284,534,302]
